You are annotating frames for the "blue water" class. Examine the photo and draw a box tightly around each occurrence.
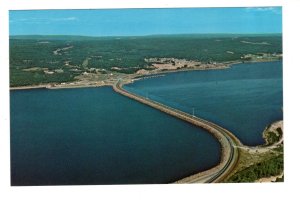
[10,87,221,185]
[125,61,283,146]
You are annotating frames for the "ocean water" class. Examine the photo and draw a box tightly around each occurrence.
[125,61,283,146]
[10,87,221,185]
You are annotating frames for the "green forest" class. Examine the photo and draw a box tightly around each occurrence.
[226,154,283,183]
[10,34,282,86]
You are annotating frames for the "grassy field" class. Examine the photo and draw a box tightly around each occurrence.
[10,34,282,86]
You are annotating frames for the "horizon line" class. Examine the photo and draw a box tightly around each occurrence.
[9,32,283,38]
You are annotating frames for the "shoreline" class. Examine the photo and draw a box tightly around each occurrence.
[222,120,284,183]
[10,85,49,90]
[10,83,114,91]
[9,59,281,91]
[9,60,239,91]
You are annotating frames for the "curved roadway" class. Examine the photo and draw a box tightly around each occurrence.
[113,80,241,183]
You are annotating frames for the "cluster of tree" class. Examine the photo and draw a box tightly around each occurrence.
[10,68,80,87]
[227,155,283,183]
[265,127,283,145]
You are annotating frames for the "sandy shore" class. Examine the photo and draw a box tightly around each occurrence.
[255,172,283,183]
[48,83,113,90]
[10,85,49,90]
[10,82,113,91]
[234,120,283,154]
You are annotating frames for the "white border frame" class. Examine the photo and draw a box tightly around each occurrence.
[1,1,300,200]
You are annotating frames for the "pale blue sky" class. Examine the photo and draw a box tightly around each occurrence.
[9,7,282,36]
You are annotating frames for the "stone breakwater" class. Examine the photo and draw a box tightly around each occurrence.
[113,80,242,183]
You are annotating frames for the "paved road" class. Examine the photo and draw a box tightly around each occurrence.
[113,80,241,183]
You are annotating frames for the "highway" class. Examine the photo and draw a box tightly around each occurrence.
[113,80,241,183]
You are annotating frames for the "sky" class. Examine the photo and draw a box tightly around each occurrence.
[9,7,282,36]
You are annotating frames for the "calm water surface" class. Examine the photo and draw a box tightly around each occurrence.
[11,87,221,185]
[125,61,283,146]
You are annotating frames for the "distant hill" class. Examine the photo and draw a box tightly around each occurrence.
[9,35,107,41]
[9,33,282,41]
